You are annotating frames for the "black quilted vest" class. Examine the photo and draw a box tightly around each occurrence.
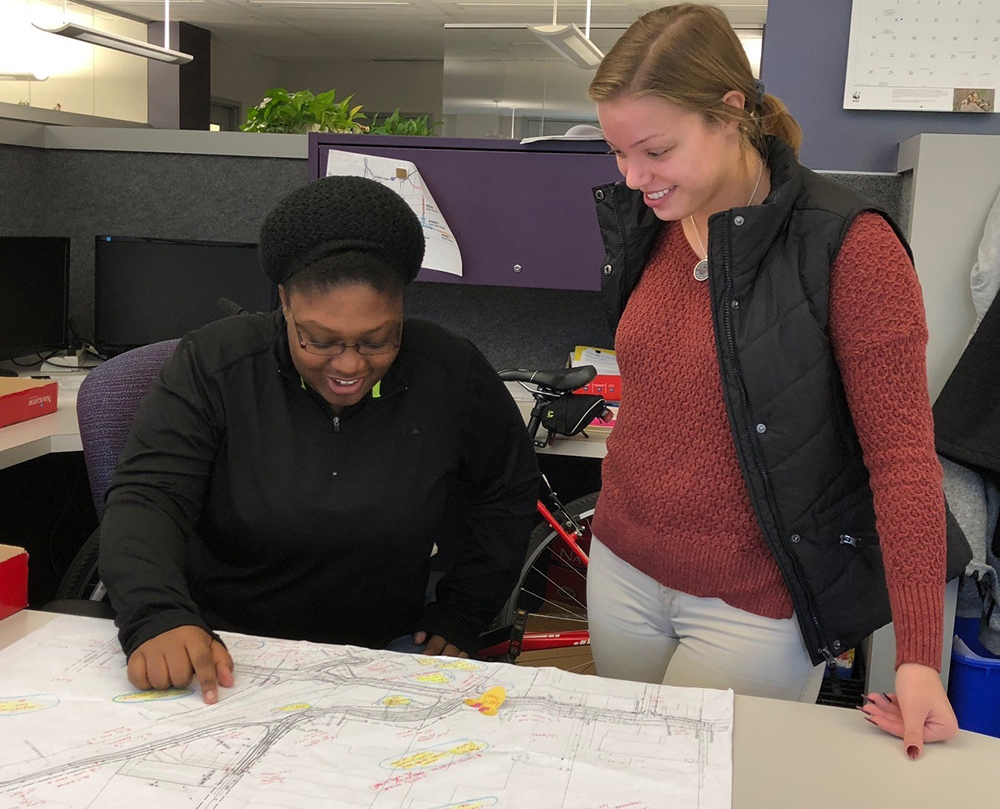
[593,137,909,664]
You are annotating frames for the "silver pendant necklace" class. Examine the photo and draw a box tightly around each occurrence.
[689,156,764,282]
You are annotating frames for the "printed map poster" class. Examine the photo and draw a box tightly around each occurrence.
[325,150,463,276]
[844,0,1000,112]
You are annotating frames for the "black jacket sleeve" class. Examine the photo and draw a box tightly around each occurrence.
[415,346,540,653]
[98,336,224,657]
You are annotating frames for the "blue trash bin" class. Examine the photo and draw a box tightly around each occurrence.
[948,617,1000,738]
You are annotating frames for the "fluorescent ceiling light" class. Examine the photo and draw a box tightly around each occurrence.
[458,3,624,6]
[249,1,410,6]
[528,23,603,69]
[32,22,194,64]
[0,71,49,81]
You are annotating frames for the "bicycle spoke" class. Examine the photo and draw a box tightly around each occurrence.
[528,566,588,613]
[518,588,587,622]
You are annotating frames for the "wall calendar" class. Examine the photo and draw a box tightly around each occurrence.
[844,0,999,112]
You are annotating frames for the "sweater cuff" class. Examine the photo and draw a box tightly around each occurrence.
[890,582,945,671]
[414,602,481,656]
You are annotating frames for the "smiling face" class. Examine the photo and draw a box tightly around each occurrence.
[279,282,403,413]
[597,94,748,223]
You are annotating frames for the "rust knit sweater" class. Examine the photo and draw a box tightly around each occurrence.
[592,212,946,670]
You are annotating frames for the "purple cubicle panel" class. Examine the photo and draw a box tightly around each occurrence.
[308,134,621,291]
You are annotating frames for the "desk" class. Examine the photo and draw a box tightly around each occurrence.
[1,609,997,809]
[0,382,83,471]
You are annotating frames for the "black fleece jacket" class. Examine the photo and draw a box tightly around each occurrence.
[99,311,539,657]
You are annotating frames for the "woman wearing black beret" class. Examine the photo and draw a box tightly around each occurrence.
[99,176,540,702]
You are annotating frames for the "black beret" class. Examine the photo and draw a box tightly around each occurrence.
[259,175,426,286]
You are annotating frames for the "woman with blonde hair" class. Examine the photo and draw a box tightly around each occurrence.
[587,4,962,758]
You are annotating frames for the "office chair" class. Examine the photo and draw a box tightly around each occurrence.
[45,339,180,617]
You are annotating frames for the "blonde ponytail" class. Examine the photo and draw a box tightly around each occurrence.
[752,93,802,157]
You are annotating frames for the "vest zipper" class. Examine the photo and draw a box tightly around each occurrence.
[718,219,835,666]
[330,415,340,478]
[611,190,630,317]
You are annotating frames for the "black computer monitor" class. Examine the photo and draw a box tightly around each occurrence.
[0,237,71,362]
[94,236,277,355]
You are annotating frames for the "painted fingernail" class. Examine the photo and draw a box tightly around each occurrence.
[907,745,920,760]
[882,692,892,701]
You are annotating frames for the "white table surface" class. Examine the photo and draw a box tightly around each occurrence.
[0,381,84,471]
[1,609,997,809]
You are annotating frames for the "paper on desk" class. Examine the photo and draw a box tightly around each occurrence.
[571,345,620,375]
[0,615,734,809]
[325,150,462,276]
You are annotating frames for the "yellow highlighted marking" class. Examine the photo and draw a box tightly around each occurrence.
[391,751,446,769]
[113,689,192,703]
[388,741,487,770]
[464,686,507,716]
[414,672,451,684]
[417,658,483,671]
[0,698,50,715]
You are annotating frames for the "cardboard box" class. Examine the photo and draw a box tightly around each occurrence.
[0,377,58,429]
[575,374,623,403]
[0,545,28,621]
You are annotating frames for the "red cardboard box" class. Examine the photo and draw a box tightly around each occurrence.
[0,378,58,429]
[0,545,28,621]
[575,374,623,402]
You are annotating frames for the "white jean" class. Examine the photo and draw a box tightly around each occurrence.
[587,537,824,702]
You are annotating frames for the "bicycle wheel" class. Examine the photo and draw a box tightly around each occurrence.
[490,491,598,674]
[55,528,109,603]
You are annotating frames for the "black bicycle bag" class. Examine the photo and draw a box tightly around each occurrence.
[541,393,607,437]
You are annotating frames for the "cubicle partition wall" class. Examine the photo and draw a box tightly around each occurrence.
[308,134,626,366]
[310,134,620,290]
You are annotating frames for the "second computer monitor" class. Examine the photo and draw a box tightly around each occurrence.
[95,236,277,355]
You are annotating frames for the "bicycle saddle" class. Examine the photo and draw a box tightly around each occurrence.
[498,365,597,392]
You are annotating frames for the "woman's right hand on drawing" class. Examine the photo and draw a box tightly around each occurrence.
[127,625,234,704]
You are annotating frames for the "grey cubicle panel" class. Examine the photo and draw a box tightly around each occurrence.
[309,134,620,291]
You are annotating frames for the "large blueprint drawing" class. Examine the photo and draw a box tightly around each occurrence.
[0,615,732,809]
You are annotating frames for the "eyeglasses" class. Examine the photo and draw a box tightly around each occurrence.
[288,312,401,358]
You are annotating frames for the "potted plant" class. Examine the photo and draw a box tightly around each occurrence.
[241,88,367,134]
[368,109,443,136]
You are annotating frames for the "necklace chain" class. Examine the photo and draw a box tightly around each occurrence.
[690,155,764,270]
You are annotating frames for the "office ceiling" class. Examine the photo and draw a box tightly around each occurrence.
[76,0,767,62]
